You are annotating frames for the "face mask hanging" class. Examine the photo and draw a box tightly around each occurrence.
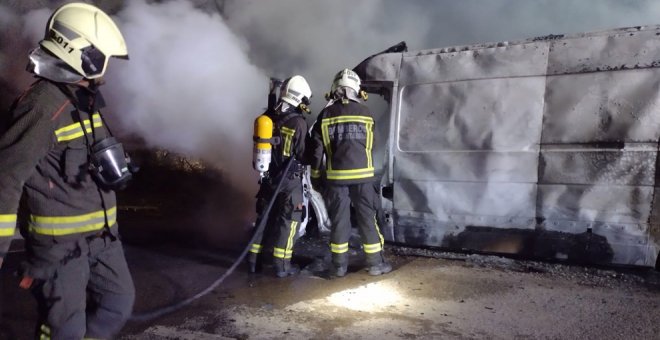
[88,136,135,190]
[58,84,138,190]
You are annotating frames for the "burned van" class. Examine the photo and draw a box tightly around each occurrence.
[353,25,660,267]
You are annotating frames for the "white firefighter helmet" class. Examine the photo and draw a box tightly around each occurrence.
[280,75,312,109]
[331,68,361,94]
[40,2,128,79]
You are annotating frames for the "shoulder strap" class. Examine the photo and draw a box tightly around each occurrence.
[53,82,116,238]
[54,83,117,136]
[279,112,302,127]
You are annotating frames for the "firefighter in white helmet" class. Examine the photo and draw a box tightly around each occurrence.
[307,69,391,277]
[249,75,312,277]
[0,3,135,339]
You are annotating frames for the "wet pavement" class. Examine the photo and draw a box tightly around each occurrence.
[2,235,660,340]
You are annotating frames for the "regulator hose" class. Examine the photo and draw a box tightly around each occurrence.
[130,157,295,322]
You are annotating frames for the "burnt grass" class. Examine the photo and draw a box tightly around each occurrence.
[116,148,252,250]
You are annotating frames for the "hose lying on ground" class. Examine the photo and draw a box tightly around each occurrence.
[130,157,295,322]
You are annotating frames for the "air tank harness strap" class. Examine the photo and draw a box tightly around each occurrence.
[253,136,280,145]
[56,84,116,242]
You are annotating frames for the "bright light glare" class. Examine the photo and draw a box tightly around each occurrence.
[327,281,405,312]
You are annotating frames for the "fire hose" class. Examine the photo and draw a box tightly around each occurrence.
[130,156,295,322]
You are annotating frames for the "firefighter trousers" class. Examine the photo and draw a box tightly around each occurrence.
[250,175,303,271]
[325,181,386,267]
[30,233,135,340]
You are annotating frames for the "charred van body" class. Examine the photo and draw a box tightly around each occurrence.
[353,25,660,268]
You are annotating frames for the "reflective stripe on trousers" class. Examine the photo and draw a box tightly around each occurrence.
[273,220,298,259]
[249,243,262,254]
[364,214,385,254]
[0,214,16,236]
[331,242,349,254]
[29,207,117,236]
[34,236,135,339]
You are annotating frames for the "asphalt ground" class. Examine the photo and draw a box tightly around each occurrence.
[2,234,660,340]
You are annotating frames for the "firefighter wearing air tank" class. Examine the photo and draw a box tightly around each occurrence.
[307,69,392,277]
[250,75,312,277]
[0,3,136,339]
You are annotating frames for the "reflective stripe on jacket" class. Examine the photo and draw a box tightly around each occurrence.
[265,110,307,177]
[308,100,376,185]
[29,207,117,236]
[0,79,116,252]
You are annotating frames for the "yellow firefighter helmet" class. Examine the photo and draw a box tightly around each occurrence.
[331,69,361,94]
[40,2,128,79]
[280,75,312,111]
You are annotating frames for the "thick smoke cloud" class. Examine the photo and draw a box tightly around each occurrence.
[3,0,660,245]
[104,0,266,194]
[4,0,660,177]
[0,5,48,104]
[222,0,430,114]
[5,0,660,151]
[222,0,660,114]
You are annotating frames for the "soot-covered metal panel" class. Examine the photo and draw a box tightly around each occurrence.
[393,180,537,226]
[546,28,660,75]
[393,152,539,183]
[398,78,545,151]
[537,185,653,226]
[359,25,660,267]
[355,52,402,83]
[542,70,660,143]
[537,47,660,266]
[399,42,549,85]
[539,147,657,186]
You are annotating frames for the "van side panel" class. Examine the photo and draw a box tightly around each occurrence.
[374,26,660,266]
[540,69,660,266]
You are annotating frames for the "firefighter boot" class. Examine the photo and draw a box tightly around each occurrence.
[366,252,392,276]
[274,259,300,278]
[331,253,348,278]
[247,252,259,274]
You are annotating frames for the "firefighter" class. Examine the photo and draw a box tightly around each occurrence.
[307,69,392,277]
[0,3,135,339]
[249,75,312,278]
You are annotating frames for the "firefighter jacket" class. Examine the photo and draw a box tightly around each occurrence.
[0,79,117,259]
[265,109,308,180]
[307,100,375,185]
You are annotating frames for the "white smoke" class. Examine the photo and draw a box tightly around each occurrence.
[104,0,267,195]
[6,0,660,184]
[0,5,48,98]
[4,0,660,243]
[221,0,430,114]
[100,0,429,212]
[222,0,660,116]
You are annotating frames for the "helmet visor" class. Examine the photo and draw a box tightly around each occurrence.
[80,45,107,77]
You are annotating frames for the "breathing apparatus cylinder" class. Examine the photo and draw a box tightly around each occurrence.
[253,114,273,177]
